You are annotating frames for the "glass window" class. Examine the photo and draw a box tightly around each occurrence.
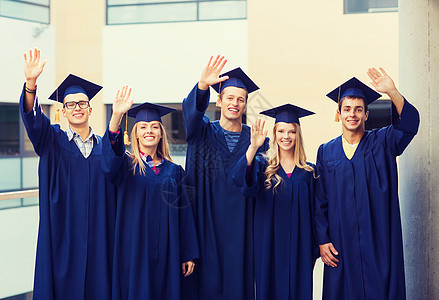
[0,158,21,192]
[345,0,397,13]
[106,0,246,25]
[0,197,22,209]
[0,0,50,24]
[0,104,19,156]
[198,0,246,21]
[22,156,39,189]
[109,0,192,4]
[108,2,197,24]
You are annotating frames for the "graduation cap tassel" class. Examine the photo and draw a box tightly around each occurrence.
[54,89,60,123]
[334,86,341,122]
[216,81,222,107]
[124,113,131,146]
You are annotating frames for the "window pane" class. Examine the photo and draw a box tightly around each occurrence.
[0,198,22,209]
[0,158,21,191]
[0,0,50,23]
[0,104,19,156]
[108,0,192,5]
[199,1,246,20]
[24,0,50,5]
[107,2,197,24]
[22,157,39,189]
[23,196,39,206]
[345,0,397,13]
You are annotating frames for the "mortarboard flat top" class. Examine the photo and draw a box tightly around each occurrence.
[326,77,381,106]
[211,67,259,94]
[48,74,102,103]
[128,102,176,124]
[260,103,315,125]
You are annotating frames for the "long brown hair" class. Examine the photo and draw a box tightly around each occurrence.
[264,122,315,192]
[128,121,172,175]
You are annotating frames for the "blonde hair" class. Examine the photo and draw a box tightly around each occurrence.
[264,122,315,192]
[128,122,173,176]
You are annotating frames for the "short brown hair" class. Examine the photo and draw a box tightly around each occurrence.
[338,96,368,112]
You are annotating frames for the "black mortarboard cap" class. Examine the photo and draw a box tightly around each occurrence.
[260,103,315,125]
[48,74,102,103]
[211,67,259,94]
[127,102,176,124]
[326,77,381,106]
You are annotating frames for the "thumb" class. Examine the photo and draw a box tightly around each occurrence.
[330,244,338,255]
[218,75,229,82]
[41,59,47,70]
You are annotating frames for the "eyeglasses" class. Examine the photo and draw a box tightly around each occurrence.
[63,101,90,109]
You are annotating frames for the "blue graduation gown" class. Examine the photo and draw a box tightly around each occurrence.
[101,128,199,300]
[19,86,117,300]
[315,99,420,300]
[232,154,318,300]
[181,85,269,300]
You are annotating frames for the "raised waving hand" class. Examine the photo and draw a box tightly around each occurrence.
[246,119,268,166]
[109,86,133,132]
[24,48,47,88]
[367,67,404,115]
[198,55,229,90]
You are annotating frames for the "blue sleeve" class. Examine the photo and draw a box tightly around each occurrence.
[307,163,320,259]
[314,145,331,245]
[232,154,265,198]
[182,84,210,144]
[178,166,200,262]
[377,98,420,156]
[19,83,56,156]
[101,126,127,186]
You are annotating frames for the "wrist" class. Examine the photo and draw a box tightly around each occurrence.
[25,80,37,90]
[112,111,124,118]
[249,144,260,151]
[385,88,401,98]
[198,81,209,90]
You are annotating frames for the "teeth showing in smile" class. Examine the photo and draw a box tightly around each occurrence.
[229,108,238,113]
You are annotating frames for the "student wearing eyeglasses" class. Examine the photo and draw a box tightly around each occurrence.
[20,48,116,300]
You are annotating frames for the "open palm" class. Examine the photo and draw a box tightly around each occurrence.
[367,67,396,94]
[251,119,267,149]
[113,86,133,115]
[199,55,229,89]
[24,48,46,82]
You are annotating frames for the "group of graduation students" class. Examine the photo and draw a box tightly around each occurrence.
[20,48,419,300]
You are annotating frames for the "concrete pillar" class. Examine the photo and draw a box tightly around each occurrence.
[52,0,106,135]
[399,0,439,299]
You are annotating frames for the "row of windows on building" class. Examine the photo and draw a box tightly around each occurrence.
[1,0,397,25]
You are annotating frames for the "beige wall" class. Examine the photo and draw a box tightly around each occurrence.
[52,0,106,135]
[248,0,399,163]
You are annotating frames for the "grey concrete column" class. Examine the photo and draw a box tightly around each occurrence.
[399,0,439,299]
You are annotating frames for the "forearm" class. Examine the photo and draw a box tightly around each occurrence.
[245,145,258,166]
[386,88,404,116]
[23,79,37,113]
[109,112,123,133]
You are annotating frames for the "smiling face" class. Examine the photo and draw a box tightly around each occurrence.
[338,97,369,134]
[275,122,297,153]
[135,121,163,153]
[218,86,247,122]
[62,93,91,127]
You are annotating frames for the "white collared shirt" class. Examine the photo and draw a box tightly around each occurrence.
[66,126,98,158]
